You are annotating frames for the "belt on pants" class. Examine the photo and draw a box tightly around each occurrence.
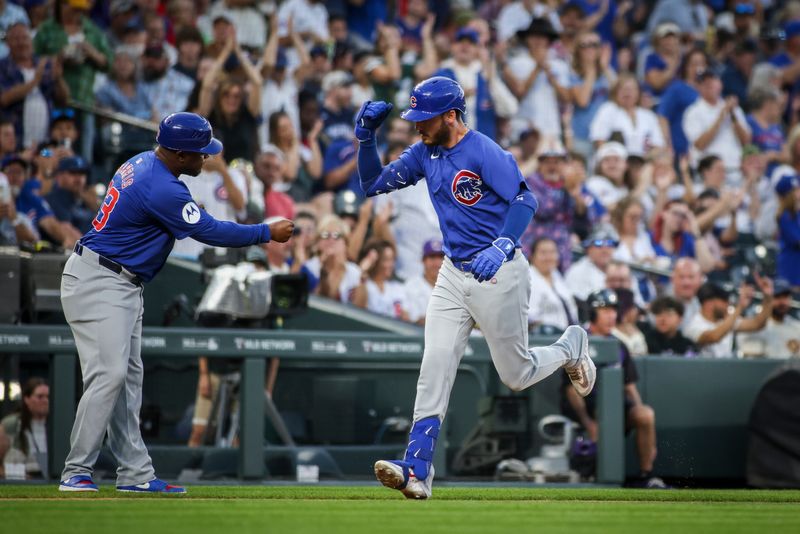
[73,242,143,287]
[450,257,474,273]
[450,248,521,273]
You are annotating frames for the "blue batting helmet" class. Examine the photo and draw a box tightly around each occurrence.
[400,76,466,122]
[156,112,223,155]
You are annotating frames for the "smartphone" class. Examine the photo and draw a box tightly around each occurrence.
[0,180,10,203]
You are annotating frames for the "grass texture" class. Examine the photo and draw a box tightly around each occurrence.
[2,484,799,534]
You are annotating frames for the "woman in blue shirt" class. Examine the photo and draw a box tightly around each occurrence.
[776,175,800,288]
[569,31,615,159]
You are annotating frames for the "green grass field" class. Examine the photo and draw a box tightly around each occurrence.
[2,485,799,534]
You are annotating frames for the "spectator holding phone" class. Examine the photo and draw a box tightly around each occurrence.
[683,278,773,358]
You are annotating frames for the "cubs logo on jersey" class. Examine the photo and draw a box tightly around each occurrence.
[451,170,483,206]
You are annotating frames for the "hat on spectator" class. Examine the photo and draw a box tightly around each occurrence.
[537,137,567,159]
[654,22,681,39]
[310,44,329,58]
[67,0,92,9]
[56,156,89,174]
[423,239,445,258]
[560,1,585,16]
[212,10,235,25]
[519,127,540,142]
[583,226,619,249]
[784,20,800,39]
[517,17,559,42]
[143,43,165,58]
[614,288,638,317]
[596,141,628,161]
[455,27,480,44]
[697,282,730,303]
[245,245,267,265]
[733,3,756,15]
[773,278,793,296]
[695,68,719,83]
[322,70,353,92]
[110,0,137,16]
[775,174,800,196]
[333,190,361,218]
[1,154,28,171]
[51,107,76,124]
[275,48,289,69]
[734,38,758,55]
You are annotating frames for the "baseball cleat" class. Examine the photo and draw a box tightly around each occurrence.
[374,460,434,500]
[116,478,186,494]
[561,325,596,397]
[58,475,99,492]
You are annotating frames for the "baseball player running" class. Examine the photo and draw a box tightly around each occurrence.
[57,113,294,493]
[356,77,596,499]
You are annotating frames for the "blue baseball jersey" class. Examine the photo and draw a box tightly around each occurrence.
[80,151,268,282]
[385,130,527,259]
[15,179,54,228]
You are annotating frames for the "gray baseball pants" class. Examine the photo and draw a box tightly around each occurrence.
[413,251,573,421]
[60,247,155,485]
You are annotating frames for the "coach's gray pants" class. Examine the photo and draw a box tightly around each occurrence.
[413,252,572,421]
[60,250,155,485]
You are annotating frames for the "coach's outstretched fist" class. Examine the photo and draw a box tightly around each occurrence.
[268,218,295,243]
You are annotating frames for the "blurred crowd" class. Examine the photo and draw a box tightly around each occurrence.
[1,0,799,359]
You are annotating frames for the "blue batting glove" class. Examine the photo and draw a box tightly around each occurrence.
[470,238,515,282]
[354,101,393,143]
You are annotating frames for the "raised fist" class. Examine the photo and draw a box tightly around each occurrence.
[354,100,394,142]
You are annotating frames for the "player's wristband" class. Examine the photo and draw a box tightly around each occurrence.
[492,237,515,261]
[261,223,271,243]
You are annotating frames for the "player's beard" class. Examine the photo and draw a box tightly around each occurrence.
[423,120,450,146]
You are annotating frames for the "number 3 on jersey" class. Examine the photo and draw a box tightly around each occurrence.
[92,182,120,231]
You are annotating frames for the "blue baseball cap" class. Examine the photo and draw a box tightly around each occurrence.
[775,174,800,196]
[784,20,800,39]
[275,48,288,68]
[56,156,89,173]
[734,3,755,15]
[423,239,444,257]
[1,154,28,170]
[773,278,793,296]
[454,27,479,44]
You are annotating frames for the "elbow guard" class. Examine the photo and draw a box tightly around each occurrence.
[365,158,415,197]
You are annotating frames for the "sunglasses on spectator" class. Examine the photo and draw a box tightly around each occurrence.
[579,41,601,49]
[319,231,343,240]
[39,148,53,157]
[51,108,75,120]
[588,239,617,248]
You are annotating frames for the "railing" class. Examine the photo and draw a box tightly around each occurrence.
[68,99,159,132]
[0,325,625,483]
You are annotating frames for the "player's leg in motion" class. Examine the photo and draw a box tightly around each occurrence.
[468,253,595,395]
[374,258,475,499]
[59,255,153,485]
[105,298,157,486]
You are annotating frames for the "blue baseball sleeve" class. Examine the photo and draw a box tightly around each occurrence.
[478,144,526,201]
[358,141,425,197]
[499,186,538,242]
[147,180,269,245]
